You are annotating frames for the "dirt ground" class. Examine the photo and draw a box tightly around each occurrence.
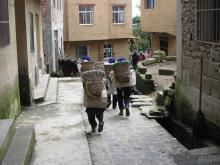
[146,61,176,97]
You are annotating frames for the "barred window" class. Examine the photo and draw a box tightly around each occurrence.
[145,0,154,9]
[197,0,220,43]
[104,44,113,59]
[0,0,10,47]
[29,13,35,53]
[113,6,125,24]
[79,5,94,25]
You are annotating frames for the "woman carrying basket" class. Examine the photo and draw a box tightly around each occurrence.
[113,58,136,116]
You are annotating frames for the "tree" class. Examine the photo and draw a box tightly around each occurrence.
[131,16,150,52]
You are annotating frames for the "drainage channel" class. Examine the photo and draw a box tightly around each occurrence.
[155,117,207,150]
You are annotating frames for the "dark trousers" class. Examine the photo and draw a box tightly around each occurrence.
[86,108,104,129]
[107,94,118,108]
[117,87,131,110]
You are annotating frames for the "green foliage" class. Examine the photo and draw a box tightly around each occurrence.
[131,16,150,52]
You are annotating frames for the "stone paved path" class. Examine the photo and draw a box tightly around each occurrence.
[83,107,187,165]
[17,78,187,165]
[17,78,92,165]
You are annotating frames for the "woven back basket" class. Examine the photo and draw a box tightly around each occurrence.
[94,62,104,71]
[112,63,130,83]
[82,70,105,97]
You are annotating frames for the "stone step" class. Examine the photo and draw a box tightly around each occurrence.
[158,68,175,75]
[0,119,15,163]
[2,125,35,165]
[34,74,50,102]
[165,56,176,61]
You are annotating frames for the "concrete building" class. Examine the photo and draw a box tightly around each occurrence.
[63,0,133,61]
[41,0,64,73]
[15,0,45,105]
[140,0,176,56]
[176,0,220,143]
[0,0,21,119]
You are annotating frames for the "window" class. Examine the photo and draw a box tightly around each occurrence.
[197,0,220,43]
[0,0,10,47]
[76,45,88,58]
[29,12,35,53]
[79,5,94,25]
[145,0,154,9]
[104,44,113,58]
[113,6,125,24]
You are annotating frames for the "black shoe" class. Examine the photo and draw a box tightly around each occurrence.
[98,122,104,132]
[126,108,130,116]
[119,110,123,116]
[113,106,117,109]
[92,127,96,133]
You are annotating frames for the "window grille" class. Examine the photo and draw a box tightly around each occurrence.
[29,13,35,53]
[113,6,125,24]
[197,0,220,43]
[145,0,154,9]
[0,0,10,47]
[79,5,94,25]
[104,44,113,58]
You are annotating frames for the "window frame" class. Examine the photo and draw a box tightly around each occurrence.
[79,5,94,25]
[76,45,89,58]
[196,0,220,44]
[145,0,154,9]
[103,44,113,59]
[0,0,10,47]
[112,5,125,24]
[29,12,35,54]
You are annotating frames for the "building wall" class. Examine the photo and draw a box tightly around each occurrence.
[15,0,44,105]
[0,0,21,119]
[151,33,176,56]
[64,0,132,42]
[109,0,133,39]
[64,39,130,61]
[176,0,220,142]
[41,0,64,72]
[140,0,176,36]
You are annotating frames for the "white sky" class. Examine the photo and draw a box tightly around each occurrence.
[132,0,140,17]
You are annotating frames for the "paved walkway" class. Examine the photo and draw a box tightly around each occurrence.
[17,78,187,165]
[17,78,92,165]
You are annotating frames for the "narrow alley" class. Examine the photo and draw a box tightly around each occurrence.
[17,78,187,165]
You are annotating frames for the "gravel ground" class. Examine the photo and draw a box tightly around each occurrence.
[145,61,176,97]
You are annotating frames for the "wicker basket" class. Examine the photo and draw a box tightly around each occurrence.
[94,62,104,71]
[112,63,130,83]
[85,82,104,97]
[82,70,105,97]
[81,61,95,73]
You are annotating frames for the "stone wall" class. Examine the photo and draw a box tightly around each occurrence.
[0,0,21,119]
[176,0,220,143]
